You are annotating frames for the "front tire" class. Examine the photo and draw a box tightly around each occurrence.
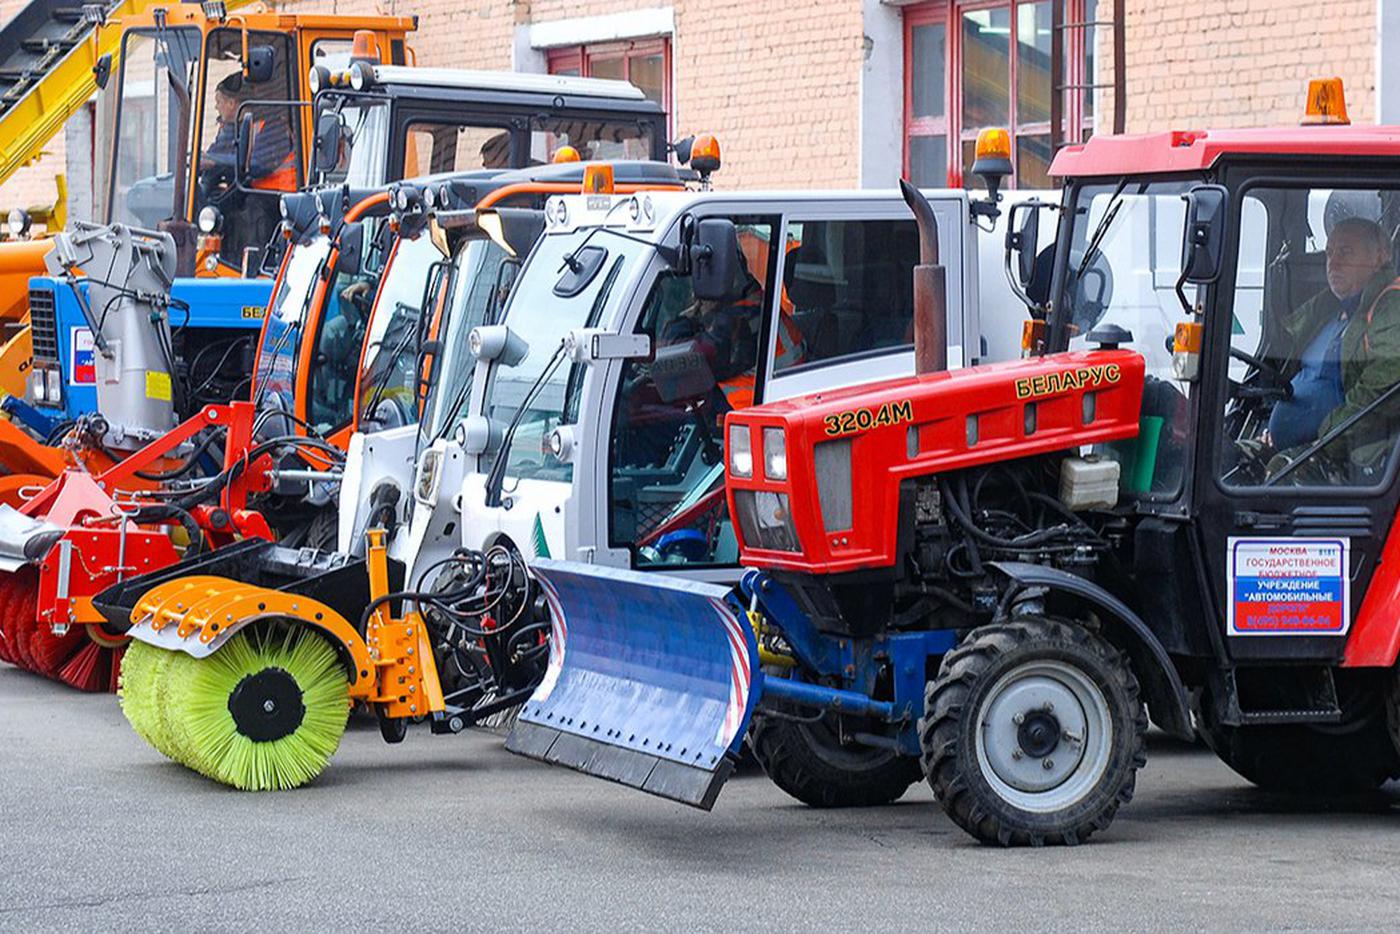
[751,705,922,808]
[921,618,1147,846]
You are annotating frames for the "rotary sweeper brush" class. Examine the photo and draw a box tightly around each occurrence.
[99,530,550,790]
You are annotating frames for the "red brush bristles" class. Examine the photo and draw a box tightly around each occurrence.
[55,640,119,692]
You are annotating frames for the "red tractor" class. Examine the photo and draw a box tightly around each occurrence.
[505,80,1400,844]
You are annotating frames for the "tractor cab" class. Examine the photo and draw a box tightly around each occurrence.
[306,65,669,192]
[97,8,414,275]
[1009,84,1400,663]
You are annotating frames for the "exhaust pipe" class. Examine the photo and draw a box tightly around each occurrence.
[899,179,947,376]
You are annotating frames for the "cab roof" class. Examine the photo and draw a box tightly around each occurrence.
[1049,125,1400,178]
[369,65,649,102]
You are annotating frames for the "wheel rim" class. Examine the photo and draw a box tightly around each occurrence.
[973,659,1113,813]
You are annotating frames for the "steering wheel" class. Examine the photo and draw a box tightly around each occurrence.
[1229,347,1292,400]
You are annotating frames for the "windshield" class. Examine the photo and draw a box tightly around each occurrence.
[325,96,390,187]
[108,27,201,227]
[422,236,512,443]
[481,230,647,483]
[253,237,329,412]
[527,115,657,164]
[356,231,448,430]
[1054,178,1199,498]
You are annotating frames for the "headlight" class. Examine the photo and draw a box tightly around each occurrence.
[45,368,61,403]
[546,197,568,227]
[627,196,641,222]
[30,369,45,402]
[468,328,484,358]
[279,197,290,219]
[349,61,373,92]
[7,209,30,238]
[728,424,752,478]
[197,205,222,234]
[762,427,787,480]
[733,490,801,553]
[309,65,330,95]
[415,447,443,505]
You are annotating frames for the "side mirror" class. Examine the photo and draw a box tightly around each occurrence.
[1180,184,1228,284]
[314,111,344,175]
[244,45,276,84]
[688,217,739,302]
[335,222,364,275]
[1006,200,1042,290]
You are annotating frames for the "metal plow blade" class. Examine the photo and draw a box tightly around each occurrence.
[506,560,760,810]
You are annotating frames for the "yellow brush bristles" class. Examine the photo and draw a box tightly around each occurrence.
[119,624,350,791]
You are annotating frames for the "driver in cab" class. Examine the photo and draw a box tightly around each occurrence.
[1263,217,1400,475]
[199,73,296,193]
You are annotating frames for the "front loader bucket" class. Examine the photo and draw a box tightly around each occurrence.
[505,560,760,810]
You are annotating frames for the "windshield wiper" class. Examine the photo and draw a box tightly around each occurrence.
[359,303,421,424]
[251,319,301,409]
[483,341,567,508]
[1075,177,1130,281]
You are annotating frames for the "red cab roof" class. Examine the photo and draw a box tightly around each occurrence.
[1049,125,1400,178]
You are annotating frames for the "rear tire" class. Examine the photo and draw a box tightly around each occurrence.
[1200,693,1398,795]
[751,706,922,808]
[921,618,1147,846]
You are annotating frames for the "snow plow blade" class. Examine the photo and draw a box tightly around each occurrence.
[505,560,759,810]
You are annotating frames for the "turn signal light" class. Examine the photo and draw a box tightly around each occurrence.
[1302,77,1349,125]
[553,145,581,163]
[583,163,614,194]
[1021,319,1047,357]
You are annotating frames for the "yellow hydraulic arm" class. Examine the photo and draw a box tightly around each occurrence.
[0,0,258,186]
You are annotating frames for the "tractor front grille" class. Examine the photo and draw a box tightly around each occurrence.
[28,286,59,364]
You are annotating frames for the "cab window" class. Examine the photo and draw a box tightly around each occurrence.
[608,216,779,568]
[356,232,447,430]
[1218,185,1400,488]
[406,122,511,173]
[1060,179,1199,498]
[197,30,298,267]
[774,217,921,374]
[307,220,390,433]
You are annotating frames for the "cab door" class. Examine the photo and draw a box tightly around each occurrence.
[593,207,784,578]
[1196,171,1400,664]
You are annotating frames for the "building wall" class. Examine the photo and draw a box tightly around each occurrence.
[1116,0,1376,132]
[278,0,866,188]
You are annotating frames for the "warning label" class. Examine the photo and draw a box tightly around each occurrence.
[71,327,95,385]
[1227,537,1349,636]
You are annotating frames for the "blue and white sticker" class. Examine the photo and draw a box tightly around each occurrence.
[1227,537,1349,636]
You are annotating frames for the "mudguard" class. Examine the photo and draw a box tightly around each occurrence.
[505,560,760,810]
[990,560,1194,739]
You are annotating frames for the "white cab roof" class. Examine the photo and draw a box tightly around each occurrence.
[370,65,647,101]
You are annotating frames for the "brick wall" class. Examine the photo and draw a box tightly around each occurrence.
[1113,0,1376,132]
[275,0,865,188]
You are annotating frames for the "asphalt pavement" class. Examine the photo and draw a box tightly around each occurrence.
[2,663,1399,933]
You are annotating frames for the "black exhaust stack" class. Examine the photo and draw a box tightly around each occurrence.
[899,179,947,376]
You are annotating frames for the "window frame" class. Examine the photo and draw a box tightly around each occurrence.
[903,0,1096,188]
[546,36,673,115]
